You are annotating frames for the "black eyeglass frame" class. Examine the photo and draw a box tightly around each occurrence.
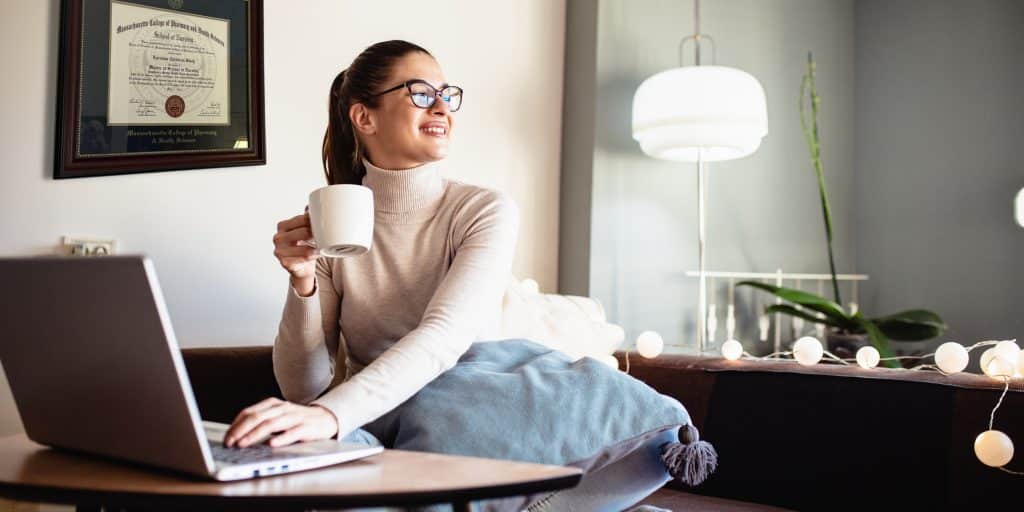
[370,79,463,112]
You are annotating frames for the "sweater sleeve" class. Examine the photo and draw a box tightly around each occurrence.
[272,257,345,404]
[311,190,520,438]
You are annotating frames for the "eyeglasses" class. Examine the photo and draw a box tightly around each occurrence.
[371,79,463,112]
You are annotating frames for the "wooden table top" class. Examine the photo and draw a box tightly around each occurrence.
[0,434,582,510]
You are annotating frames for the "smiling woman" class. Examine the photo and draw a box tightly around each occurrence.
[321,42,459,184]
[228,40,502,448]
[215,39,703,512]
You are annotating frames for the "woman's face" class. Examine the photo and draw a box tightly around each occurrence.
[354,52,455,170]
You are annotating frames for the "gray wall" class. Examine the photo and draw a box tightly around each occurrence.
[853,0,1024,355]
[562,0,857,353]
[561,0,1024,357]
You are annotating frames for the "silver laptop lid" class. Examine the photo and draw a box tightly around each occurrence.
[0,255,215,477]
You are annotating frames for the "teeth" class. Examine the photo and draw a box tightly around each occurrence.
[421,126,446,136]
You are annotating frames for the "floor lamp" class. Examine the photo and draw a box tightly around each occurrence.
[631,0,768,355]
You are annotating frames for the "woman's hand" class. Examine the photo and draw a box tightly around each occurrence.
[224,397,339,448]
[273,209,318,295]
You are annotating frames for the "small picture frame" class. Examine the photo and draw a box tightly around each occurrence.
[54,0,266,179]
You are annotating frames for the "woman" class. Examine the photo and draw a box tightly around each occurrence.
[222,40,698,512]
[224,40,519,448]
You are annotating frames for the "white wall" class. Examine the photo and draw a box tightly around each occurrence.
[0,0,565,435]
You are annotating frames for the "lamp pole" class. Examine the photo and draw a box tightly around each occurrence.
[694,0,707,356]
[697,153,707,355]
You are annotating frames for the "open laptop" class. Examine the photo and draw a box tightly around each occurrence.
[0,255,382,481]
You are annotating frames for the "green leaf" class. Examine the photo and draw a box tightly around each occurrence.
[765,304,849,329]
[871,310,947,341]
[737,281,853,327]
[853,315,900,369]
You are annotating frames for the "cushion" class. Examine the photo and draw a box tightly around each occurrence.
[499,276,626,360]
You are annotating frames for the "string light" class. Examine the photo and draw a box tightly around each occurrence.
[619,337,1023,475]
[935,342,969,374]
[976,430,1015,468]
[636,331,665,359]
[994,340,1021,361]
[721,339,743,361]
[856,346,880,369]
[981,346,1019,379]
[792,336,823,366]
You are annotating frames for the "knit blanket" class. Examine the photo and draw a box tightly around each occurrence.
[346,339,716,510]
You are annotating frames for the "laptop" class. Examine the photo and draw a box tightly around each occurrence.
[0,255,382,481]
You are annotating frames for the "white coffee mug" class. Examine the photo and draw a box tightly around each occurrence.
[306,184,374,258]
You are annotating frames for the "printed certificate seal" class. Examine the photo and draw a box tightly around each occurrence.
[165,95,185,118]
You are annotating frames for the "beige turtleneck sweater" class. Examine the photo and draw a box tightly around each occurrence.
[272,159,520,439]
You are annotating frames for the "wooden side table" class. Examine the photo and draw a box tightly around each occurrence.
[0,435,582,511]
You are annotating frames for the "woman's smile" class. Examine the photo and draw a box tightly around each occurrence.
[419,121,448,138]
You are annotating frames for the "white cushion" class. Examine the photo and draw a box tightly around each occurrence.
[499,276,625,361]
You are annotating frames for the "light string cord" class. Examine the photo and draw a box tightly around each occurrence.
[991,375,1024,475]
[622,338,1022,476]
[743,339,1009,371]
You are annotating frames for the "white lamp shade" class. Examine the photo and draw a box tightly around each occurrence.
[632,66,768,162]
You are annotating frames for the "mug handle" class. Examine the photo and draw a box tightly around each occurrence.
[299,205,317,248]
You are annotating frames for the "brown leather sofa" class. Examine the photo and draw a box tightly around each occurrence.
[181,347,1022,511]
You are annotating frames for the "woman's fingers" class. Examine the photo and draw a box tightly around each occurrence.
[225,401,286,447]
[276,213,310,234]
[236,413,302,448]
[268,424,310,447]
[274,226,313,246]
[223,403,338,448]
[274,245,318,259]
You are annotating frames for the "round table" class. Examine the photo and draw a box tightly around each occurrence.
[0,434,582,511]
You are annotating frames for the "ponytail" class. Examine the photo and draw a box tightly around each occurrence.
[322,69,365,185]
[321,40,432,185]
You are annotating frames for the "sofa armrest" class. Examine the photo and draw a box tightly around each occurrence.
[180,346,280,423]
[619,352,1023,510]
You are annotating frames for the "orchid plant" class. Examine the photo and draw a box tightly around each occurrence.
[737,53,946,368]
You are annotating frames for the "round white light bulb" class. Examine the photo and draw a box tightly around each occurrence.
[636,331,664,359]
[1018,350,1024,378]
[856,346,880,369]
[597,354,619,370]
[993,340,1021,361]
[721,339,743,361]
[520,278,540,294]
[792,337,824,366]
[974,430,1015,467]
[983,355,1015,379]
[934,342,969,374]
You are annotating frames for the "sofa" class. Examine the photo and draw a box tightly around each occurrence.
[181,344,1021,511]
[181,281,1022,510]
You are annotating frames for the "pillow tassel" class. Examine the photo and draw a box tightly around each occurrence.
[661,424,718,486]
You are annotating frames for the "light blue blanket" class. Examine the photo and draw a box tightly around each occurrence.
[342,339,714,511]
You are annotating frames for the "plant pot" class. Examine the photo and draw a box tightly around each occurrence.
[825,330,870,360]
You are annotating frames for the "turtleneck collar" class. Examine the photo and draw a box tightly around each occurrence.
[361,158,446,223]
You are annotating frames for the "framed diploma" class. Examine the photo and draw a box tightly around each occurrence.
[54,0,265,179]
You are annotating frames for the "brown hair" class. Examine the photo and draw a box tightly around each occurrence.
[322,40,432,185]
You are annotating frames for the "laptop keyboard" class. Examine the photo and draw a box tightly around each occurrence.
[208,441,296,465]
